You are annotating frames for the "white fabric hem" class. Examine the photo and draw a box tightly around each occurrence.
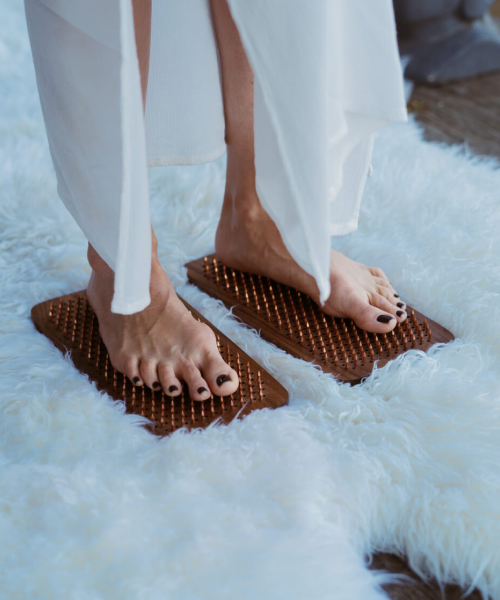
[57,191,153,315]
[255,179,331,303]
[328,133,375,238]
[251,82,332,305]
[111,295,151,315]
[329,221,359,236]
[111,0,151,315]
[147,146,227,167]
[344,104,408,125]
[114,0,133,311]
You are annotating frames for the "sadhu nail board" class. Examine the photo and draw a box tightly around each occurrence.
[31,291,289,437]
[186,255,455,386]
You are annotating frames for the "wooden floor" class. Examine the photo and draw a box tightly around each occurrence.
[370,554,482,600]
[410,71,500,159]
[369,6,500,599]
[409,5,500,160]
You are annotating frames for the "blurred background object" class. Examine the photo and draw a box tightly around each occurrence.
[394,0,500,84]
[398,0,500,159]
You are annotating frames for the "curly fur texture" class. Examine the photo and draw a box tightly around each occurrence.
[1,2,500,598]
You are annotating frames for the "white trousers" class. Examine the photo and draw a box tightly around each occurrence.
[25,0,407,314]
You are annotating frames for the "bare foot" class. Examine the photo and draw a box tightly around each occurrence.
[86,239,239,400]
[215,193,407,334]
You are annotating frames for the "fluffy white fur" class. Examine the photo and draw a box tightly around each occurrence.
[1,2,500,598]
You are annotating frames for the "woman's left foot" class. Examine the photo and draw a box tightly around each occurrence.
[215,191,407,334]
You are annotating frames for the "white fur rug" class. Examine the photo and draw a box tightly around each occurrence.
[2,2,500,599]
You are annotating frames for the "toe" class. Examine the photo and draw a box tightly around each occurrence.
[119,355,143,387]
[377,286,407,313]
[396,299,407,314]
[179,359,211,402]
[202,352,239,397]
[352,298,398,333]
[374,276,402,300]
[369,267,390,283]
[371,293,407,324]
[139,358,161,390]
[390,288,404,305]
[374,276,391,290]
[157,363,182,396]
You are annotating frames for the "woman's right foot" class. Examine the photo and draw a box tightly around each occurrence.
[215,191,407,335]
[86,243,239,400]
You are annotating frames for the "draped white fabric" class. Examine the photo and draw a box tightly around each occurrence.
[25,0,151,314]
[25,0,407,313]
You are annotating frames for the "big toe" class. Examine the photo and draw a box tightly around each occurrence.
[351,297,398,334]
[203,353,239,397]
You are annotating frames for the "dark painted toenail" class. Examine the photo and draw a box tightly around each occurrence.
[168,385,178,393]
[397,302,404,308]
[152,382,161,390]
[397,310,404,317]
[197,386,208,395]
[377,315,394,323]
[133,377,140,384]
[394,294,399,298]
[216,374,232,386]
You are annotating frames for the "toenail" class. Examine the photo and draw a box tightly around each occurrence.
[133,377,141,384]
[394,294,399,298]
[168,385,178,393]
[152,382,161,390]
[216,374,232,386]
[397,302,404,308]
[396,310,404,317]
[377,315,394,323]
[197,386,208,395]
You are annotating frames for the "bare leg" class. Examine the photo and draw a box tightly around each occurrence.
[132,0,151,107]
[210,0,407,334]
[86,0,238,399]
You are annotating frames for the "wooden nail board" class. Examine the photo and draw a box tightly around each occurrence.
[31,291,289,437]
[186,255,455,385]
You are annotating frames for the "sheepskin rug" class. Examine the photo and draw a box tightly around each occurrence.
[2,2,500,599]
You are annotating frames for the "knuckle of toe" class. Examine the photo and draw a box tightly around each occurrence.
[110,353,127,373]
[139,360,155,375]
[121,356,136,373]
[180,359,198,377]
[156,360,169,372]
[205,350,226,369]
[197,323,217,344]
[360,303,375,319]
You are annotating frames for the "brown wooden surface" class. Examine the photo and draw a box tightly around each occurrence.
[410,72,500,158]
[410,12,500,160]
[491,0,500,19]
[186,255,454,386]
[31,291,288,436]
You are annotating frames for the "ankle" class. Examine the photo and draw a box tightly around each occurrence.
[222,186,266,223]
[87,229,160,276]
